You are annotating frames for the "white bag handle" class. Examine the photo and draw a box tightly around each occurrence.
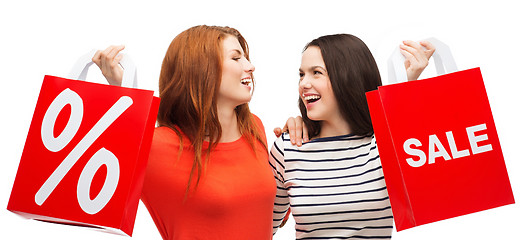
[387,37,458,84]
[67,49,137,88]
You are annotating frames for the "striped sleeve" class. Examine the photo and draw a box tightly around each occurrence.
[268,135,290,235]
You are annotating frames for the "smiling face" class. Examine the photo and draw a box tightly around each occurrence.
[299,46,342,123]
[218,35,255,109]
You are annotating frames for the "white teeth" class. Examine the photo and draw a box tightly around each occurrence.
[241,79,252,85]
[304,95,321,101]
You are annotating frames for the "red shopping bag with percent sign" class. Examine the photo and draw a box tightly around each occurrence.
[366,38,514,231]
[7,50,160,236]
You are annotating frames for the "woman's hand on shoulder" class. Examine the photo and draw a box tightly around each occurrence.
[400,40,435,81]
[273,116,308,147]
[92,45,125,86]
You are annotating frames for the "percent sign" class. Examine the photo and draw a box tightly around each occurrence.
[35,88,133,214]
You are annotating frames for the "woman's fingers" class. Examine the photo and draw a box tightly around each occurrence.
[302,120,309,144]
[400,40,435,81]
[273,127,283,138]
[281,116,306,146]
[420,41,436,59]
[92,45,125,86]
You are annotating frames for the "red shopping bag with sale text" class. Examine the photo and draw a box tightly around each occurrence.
[366,38,514,231]
[7,51,160,236]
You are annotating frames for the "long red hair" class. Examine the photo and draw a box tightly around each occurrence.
[157,25,266,193]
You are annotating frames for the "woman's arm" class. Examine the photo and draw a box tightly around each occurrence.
[268,136,290,235]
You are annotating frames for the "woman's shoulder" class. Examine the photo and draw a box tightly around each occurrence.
[290,133,375,154]
[251,113,265,130]
[273,132,291,150]
[152,126,186,147]
[305,133,374,144]
[250,113,267,143]
[148,126,188,164]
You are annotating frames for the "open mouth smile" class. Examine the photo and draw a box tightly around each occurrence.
[241,77,252,86]
[304,94,321,104]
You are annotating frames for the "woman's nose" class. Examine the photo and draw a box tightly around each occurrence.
[244,59,255,73]
[299,76,311,89]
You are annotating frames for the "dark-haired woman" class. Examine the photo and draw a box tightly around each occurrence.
[269,35,434,239]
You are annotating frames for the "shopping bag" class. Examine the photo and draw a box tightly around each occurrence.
[366,38,515,231]
[7,50,160,236]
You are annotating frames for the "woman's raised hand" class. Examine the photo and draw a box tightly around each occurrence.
[92,45,125,86]
[400,40,435,81]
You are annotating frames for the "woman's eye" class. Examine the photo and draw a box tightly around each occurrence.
[314,71,322,75]
[299,72,304,79]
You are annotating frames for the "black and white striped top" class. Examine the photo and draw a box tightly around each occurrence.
[269,133,393,239]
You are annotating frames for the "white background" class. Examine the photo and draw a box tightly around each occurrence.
[1,0,518,239]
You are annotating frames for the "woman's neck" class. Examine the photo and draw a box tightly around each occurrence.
[318,117,352,139]
[216,106,241,143]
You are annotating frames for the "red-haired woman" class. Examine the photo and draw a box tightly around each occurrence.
[94,25,275,240]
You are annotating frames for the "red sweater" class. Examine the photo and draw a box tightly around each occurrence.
[141,117,276,240]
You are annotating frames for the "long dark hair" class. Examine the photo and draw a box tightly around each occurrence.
[299,34,382,138]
